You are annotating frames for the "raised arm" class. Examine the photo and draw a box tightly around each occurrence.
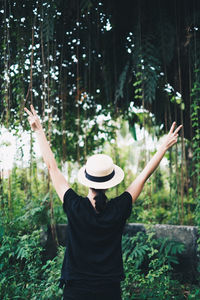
[126,122,183,203]
[24,105,70,202]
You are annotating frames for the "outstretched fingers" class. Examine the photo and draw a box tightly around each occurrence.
[169,121,176,133]
[30,104,37,116]
[169,122,183,135]
[24,105,42,131]
[24,107,32,117]
[24,105,38,118]
[174,124,183,135]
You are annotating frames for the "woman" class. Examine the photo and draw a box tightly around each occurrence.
[24,105,182,300]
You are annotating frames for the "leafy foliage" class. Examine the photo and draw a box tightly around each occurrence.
[0,202,64,299]
[191,70,200,278]
[122,231,185,299]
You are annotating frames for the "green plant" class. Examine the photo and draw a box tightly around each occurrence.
[191,70,200,281]
[0,213,64,299]
[121,231,185,300]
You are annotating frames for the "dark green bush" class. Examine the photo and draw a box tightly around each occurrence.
[122,231,186,300]
[0,211,64,299]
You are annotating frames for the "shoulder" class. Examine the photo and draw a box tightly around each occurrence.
[63,188,82,213]
[109,191,132,214]
[110,191,132,219]
[111,191,132,204]
[63,188,79,201]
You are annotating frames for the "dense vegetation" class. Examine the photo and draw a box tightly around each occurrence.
[0,0,200,299]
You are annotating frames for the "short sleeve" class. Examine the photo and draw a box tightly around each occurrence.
[62,188,80,215]
[111,191,132,220]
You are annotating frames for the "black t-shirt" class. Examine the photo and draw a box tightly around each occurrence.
[60,188,132,284]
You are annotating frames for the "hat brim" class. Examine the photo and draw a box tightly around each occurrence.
[77,164,124,189]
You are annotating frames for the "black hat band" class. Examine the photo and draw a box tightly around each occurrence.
[85,169,115,183]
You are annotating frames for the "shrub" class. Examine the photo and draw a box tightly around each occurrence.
[121,231,185,300]
[0,219,64,299]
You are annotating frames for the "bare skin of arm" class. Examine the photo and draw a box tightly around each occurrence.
[126,122,183,203]
[24,105,70,202]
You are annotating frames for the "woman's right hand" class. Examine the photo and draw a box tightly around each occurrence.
[161,122,183,151]
[24,104,43,132]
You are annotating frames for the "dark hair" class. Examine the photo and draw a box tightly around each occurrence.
[92,189,107,213]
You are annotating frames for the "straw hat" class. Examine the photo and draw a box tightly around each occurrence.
[78,154,124,189]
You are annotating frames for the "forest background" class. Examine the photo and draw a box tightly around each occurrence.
[0,0,200,299]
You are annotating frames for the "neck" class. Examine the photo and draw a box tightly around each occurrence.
[87,188,97,208]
